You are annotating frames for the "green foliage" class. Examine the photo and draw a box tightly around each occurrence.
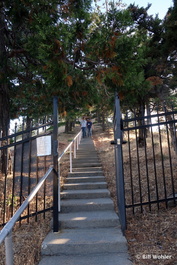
[1,0,96,120]
[1,0,177,130]
[6,194,18,208]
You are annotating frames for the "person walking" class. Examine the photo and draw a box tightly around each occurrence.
[80,117,87,138]
[87,118,93,137]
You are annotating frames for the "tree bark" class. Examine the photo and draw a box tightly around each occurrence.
[65,121,69,133]
[0,9,10,173]
[23,116,32,139]
[102,111,106,131]
[137,102,146,147]
[0,10,10,134]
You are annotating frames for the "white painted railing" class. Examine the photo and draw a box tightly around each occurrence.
[58,130,82,211]
[58,130,82,172]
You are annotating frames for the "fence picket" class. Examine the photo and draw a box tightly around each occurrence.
[121,103,177,213]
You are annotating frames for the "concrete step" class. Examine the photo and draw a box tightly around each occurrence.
[76,151,97,154]
[74,150,98,154]
[59,210,120,229]
[74,149,98,153]
[72,162,102,168]
[74,156,99,161]
[68,172,103,177]
[61,189,110,199]
[73,157,100,161]
[61,198,114,212]
[63,182,107,190]
[76,141,95,147]
[41,228,128,256]
[72,162,102,167]
[72,167,102,172]
[39,253,132,265]
[73,161,100,166]
[73,156,99,160]
[66,176,105,183]
[77,148,96,150]
[39,137,132,265]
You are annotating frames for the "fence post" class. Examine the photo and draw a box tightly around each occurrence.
[0,130,2,172]
[53,96,59,232]
[114,93,126,234]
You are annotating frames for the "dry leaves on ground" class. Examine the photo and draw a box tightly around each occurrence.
[93,126,177,265]
[0,128,79,265]
[1,125,177,265]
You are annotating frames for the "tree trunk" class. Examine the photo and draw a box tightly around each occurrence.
[146,100,151,137]
[65,118,74,133]
[65,121,69,133]
[102,111,106,132]
[159,98,177,154]
[69,121,73,132]
[23,116,32,139]
[0,10,10,173]
[137,102,146,147]
[167,114,177,153]
[96,109,101,123]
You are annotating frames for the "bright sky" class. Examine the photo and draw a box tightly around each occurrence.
[96,0,174,19]
[122,0,173,19]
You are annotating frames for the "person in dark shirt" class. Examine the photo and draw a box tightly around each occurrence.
[87,119,93,137]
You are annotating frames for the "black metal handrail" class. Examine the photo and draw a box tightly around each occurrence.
[0,121,53,142]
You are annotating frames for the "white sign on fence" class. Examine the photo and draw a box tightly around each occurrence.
[37,136,52,156]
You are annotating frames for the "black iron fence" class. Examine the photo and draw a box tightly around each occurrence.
[122,106,177,214]
[0,120,54,227]
[0,97,59,231]
[113,94,177,230]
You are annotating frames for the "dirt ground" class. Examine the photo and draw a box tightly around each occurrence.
[93,125,177,265]
[0,127,79,265]
[0,124,177,265]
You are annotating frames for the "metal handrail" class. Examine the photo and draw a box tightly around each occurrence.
[58,130,82,173]
[58,130,82,162]
[0,166,54,265]
[0,130,82,243]
[58,130,82,211]
[0,130,82,265]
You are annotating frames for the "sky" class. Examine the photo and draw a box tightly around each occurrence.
[122,0,173,19]
[96,0,174,19]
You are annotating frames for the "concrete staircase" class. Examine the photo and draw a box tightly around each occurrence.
[39,138,132,265]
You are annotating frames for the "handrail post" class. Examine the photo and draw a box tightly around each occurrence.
[74,140,76,158]
[69,145,72,173]
[79,131,81,144]
[76,136,79,150]
[53,96,59,232]
[5,231,13,265]
[58,160,61,212]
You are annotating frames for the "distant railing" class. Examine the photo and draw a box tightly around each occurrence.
[58,130,82,211]
[58,130,82,171]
